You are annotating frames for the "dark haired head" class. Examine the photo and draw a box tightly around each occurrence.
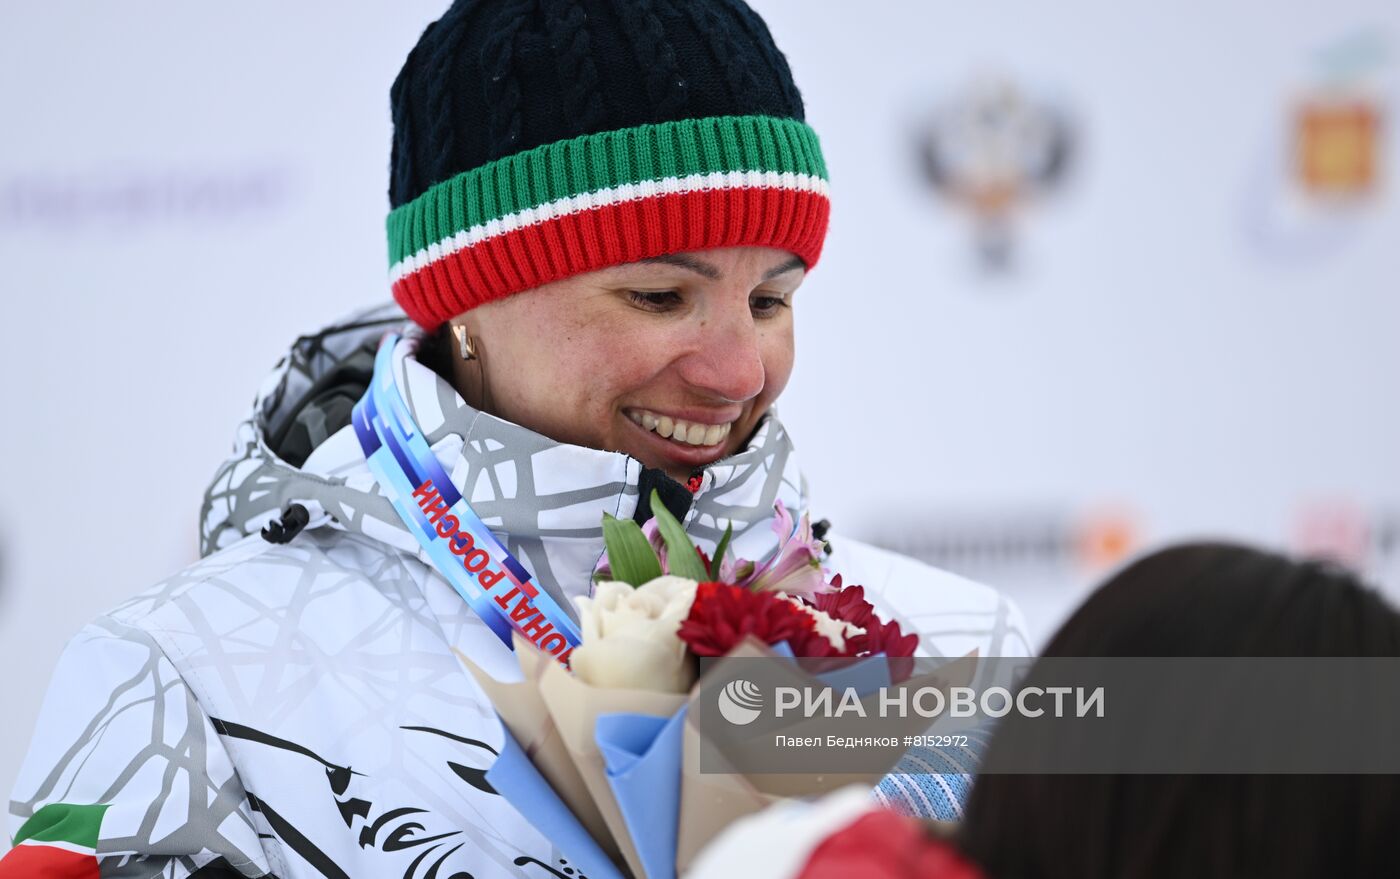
[959,542,1400,879]
[1041,542,1400,659]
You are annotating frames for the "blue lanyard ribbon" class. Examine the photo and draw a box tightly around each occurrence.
[351,332,581,664]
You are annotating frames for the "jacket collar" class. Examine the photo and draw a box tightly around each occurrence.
[204,309,808,615]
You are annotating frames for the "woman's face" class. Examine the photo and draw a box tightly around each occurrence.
[450,246,804,482]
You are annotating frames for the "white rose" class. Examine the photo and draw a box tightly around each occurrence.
[570,576,699,693]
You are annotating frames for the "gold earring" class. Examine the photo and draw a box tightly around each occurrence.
[452,324,478,361]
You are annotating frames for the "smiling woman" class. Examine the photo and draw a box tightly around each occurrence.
[3,1,1028,877]
[435,246,804,482]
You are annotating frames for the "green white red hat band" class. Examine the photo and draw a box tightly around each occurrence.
[386,114,831,331]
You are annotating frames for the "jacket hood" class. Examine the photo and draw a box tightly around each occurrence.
[201,304,810,617]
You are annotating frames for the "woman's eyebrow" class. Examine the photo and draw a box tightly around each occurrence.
[762,255,806,280]
[635,253,807,282]
[637,253,721,280]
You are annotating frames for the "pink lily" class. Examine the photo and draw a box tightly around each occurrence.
[735,502,831,598]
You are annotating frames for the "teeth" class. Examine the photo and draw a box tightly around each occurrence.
[628,408,734,447]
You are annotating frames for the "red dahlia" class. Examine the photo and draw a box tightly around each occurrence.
[805,578,878,631]
[803,580,917,658]
[677,582,839,658]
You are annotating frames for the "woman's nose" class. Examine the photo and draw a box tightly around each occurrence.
[676,302,767,403]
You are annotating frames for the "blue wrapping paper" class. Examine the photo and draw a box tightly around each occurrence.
[595,707,689,879]
[485,725,627,879]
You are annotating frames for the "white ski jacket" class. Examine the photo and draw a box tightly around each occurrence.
[5,306,1029,879]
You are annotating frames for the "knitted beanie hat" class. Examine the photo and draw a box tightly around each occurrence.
[387,0,830,331]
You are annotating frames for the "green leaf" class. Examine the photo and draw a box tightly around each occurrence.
[649,489,709,581]
[602,513,663,586]
[710,522,734,580]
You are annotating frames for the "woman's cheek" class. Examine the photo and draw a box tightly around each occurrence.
[759,329,796,400]
[599,332,675,389]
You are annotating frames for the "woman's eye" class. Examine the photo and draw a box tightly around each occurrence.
[628,290,682,311]
[751,294,790,317]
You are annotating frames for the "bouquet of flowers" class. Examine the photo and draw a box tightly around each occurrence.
[457,492,928,879]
